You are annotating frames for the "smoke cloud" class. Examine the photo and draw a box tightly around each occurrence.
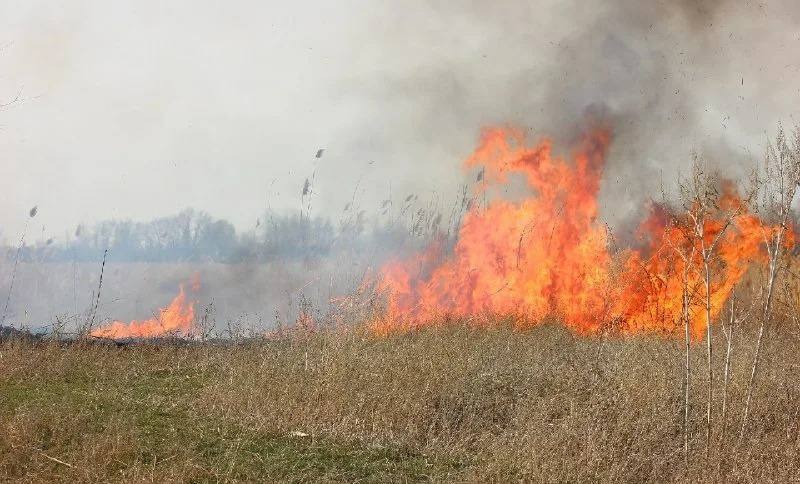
[1,1,798,237]
[0,1,798,329]
[340,0,799,230]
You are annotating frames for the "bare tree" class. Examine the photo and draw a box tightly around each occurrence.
[663,158,755,466]
[668,237,697,470]
[739,126,800,444]
[676,159,749,460]
[661,194,701,470]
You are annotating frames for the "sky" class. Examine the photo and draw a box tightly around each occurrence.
[1,0,799,242]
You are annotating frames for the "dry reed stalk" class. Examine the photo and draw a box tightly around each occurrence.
[87,249,108,334]
[1,207,36,327]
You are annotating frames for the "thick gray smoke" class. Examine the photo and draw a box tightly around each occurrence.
[340,0,800,230]
[1,1,798,238]
[1,1,798,332]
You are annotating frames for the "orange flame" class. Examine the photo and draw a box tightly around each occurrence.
[616,190,793,338]
[374,126,788,337]
[91,283,196,339]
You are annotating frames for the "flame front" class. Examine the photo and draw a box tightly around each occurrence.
[616,193,793,338]
[375,126,787,337]
[91,284,196,339]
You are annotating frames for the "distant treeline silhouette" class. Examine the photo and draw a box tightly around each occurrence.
[3,208,415,263]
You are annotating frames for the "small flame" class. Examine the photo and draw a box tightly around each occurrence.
[91,283,197,339]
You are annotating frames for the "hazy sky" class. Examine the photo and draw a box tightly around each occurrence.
[1,1,799,241]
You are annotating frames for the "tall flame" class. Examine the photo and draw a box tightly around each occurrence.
[91,282,197,339]
[375,126,788,337]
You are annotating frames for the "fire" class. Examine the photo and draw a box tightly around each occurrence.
[616,193,788,338]
[374,126,787,337]
[376,126,614,333]
[90,282,197,339]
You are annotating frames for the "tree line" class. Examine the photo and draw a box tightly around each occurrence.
[1,208,407,263]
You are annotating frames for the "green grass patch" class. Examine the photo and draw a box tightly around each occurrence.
[0,345,467,482]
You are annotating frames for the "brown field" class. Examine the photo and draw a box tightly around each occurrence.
[2,322,800,483]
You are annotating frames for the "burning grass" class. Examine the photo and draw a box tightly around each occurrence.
[90,282,198,340]
[2,323,800,482]
[2,124,794,482]
[374,125,794,338]
[1,121,798,482]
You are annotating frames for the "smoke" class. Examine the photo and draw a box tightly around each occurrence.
[2,1,797,240]
[0,207,420,330]
[2,1,799,332]
[339,0,800,231]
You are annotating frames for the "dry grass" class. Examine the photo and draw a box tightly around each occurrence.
[2,322,800,482]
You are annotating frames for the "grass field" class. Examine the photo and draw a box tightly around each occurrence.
[2,323,800,482]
